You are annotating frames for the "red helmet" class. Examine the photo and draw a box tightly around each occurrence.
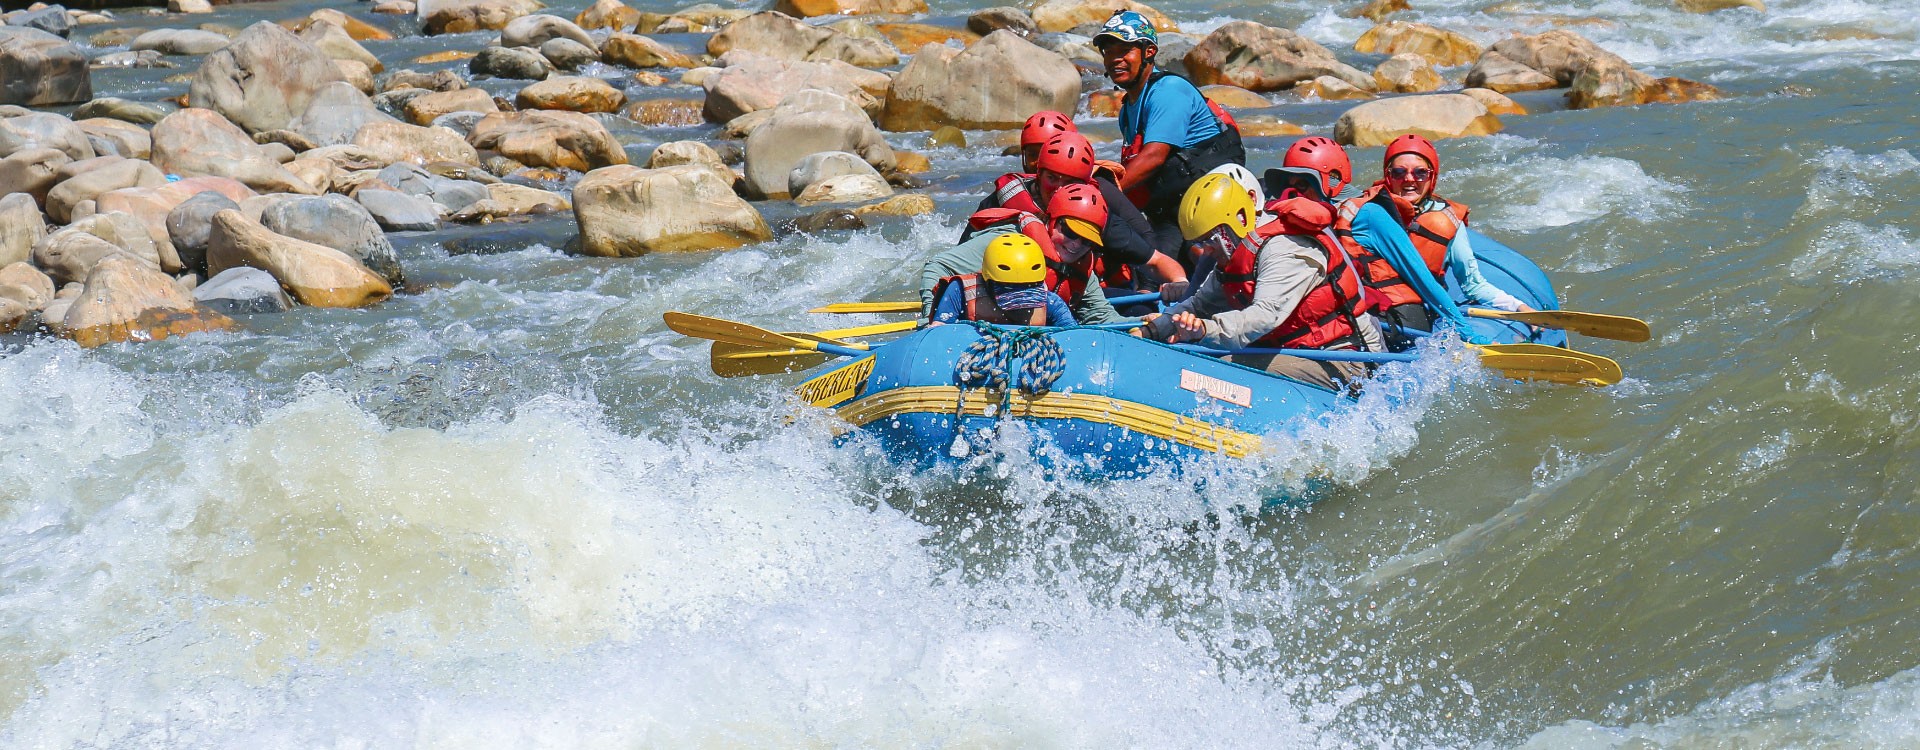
[1048,182,1107,248]
[1282,136,1352,199]
[1384,133,1440,174]
[1020,111,1077,148]
[1035,132,1095,182]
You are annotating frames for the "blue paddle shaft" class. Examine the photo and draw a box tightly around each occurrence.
[815,341,870,358]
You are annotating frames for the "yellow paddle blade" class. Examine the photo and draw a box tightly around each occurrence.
[711,337,838,378]
[1478,343,1623,385]
[1473,350,1605,386]
[1467,308,1652,343]
[808,301,920,314]
[664,311,811,349]
[817,320,917,339]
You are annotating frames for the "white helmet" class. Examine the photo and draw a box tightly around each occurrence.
[1206,163,1267,221]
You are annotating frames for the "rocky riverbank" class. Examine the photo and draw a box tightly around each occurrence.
[0,0,1722,348]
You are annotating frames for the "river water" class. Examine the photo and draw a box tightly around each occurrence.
[4,0,1919,745]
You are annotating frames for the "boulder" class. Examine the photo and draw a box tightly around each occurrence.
[1464,50,1557,93]
[9,7,73,38]
[1333,92,1501,147]
[746,90,894,199]
[786,150,882,196]
[355,188,441,230]
[377,162,489,212]
[332,60,374,93]
[151,108,317,194]
[171,0,215,13]
[290,81,399,147]
[63,255,236,347]
[206,209,392,307]
[299,19,384,73]
[0,193,47,266]
[1373,53,1443,93]
[700,52,889,122]
[1346,0,1411,22]
[499,14,594,50]
[1485,30,1623,87]
[645,139,726,169]
[1567,60,1721,109]
[404,87,499,125]
[467,110,627,171]
[259,193,404,283]
[871,22,975,50]
[707,11,832,60]
[811,32,899,68]
[1198,84,1271,109]
[382,68,466,93]
[1028,0,1175,34]
[32,229,133,286]
[774,0,925,17]
[166,190,241,275]
[793,173,891,205]
[95,176,254,267]
[352,120,482,166]
[602,33,697,69]
[190,21,347,134]
[76,118,151,159]
[295,9,396,42]
[128,28,231,56]
[574,0,640,31]
[471,45,553,80]
[73,97,171,125]
[540,38,598,70]
[1184,21,1372,92]
[447,182,570,221]
[0,111,95,162]
[1460,86,1526,115]
[193,266,293,314]
[515,75,625,112]
[882,31,1080,131]
[57,210,163,268]
[1354,21,1484,67]
[421,0,542,35]
[1293,74,1374,101]
[0,147,72,206]
[46,157,167,224]
[968,7,1037,37]
[0,261,55,311]
[573,164,771,256]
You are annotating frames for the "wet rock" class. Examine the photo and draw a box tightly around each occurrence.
[883,31,1080,131]
[1333,92,1501,147]
[968,7,1037,37]
[1373,53,1443,93]
[872,23,974,51]
[355,188,440,230]
[1233,114,1306,137]
[32,228,134,286]
[166,190,240,274]
[0,27,89,106]
[621,95,703,123]
[1567,60,1721,109]
[412,50,476,65]
[775,0,925,17]
[574,0,640,32]
[0,261,55,311]
[0,111,96,162]
[851,192,933,217]
[1485,30,1623,87]
[294,9,396,42]
[1029,0,1175,34]
[0,148,70,208]
[377,162,489,213]
[46,157,166,224]
[471,45,553,80]
[500,14,594,51]
[404,87,499,125]
[96,177,252,267]
[1463,50,1557,93]
[1459,86,1526,115]
[206,209,392,307]
[602,32,697,69]
[787,150,882,197]
[300,19,383,74]
[1346,0,1410,21]
[382,69,465,93]
[706,11,832,60]
[1676,0,1764,12]
[255,129,317,152]
[291,81,399,147]
[702,51,890,123]
[1199,84,1272,109]
[352,120,482,166]
[9,7,73,38]
[539,37,598,71]
[1293,75,1375,101]
[0,193,47,266]
[787,208,864,233]
[259,193,403,283]
[1354,21,1483,67]
[193,266,292,314]
[190,21,346,134]
[645,140,725,169]
[446,182,569,222]
[422,0,540,36]
[58,210,163,268]
[573,164,770,256]
[151,108,317,194]
[1185,21,1372,92]
[77,117,150,159]
[467,110,627,171]
[170,0,214,13]
[892,150,930,174]
[129,28,230,56]
[73,97,171,125]
[87,27,142,47]
[64,255,236,347]
[793,173,891,205]
[746,90,894,199]
[515,75,625,113]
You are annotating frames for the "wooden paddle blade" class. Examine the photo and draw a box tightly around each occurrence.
[1479,343,1623,385]
[1467,308,1652,343]
[711,341,836,378]
[1475,351,1605,386]
[808,302,921,314]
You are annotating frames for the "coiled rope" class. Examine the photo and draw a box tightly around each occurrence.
[953,322,1066,412]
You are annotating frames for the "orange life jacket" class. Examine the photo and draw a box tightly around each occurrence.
[966,207,1092,303]
[1216,197,1370,350]
[985,173,1044,215]
[930,273,1046,326]
[1332,183,1467,310]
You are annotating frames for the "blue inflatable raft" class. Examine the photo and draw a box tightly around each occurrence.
[798,230,1564,472]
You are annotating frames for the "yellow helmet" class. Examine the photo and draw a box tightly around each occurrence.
[1177,173,1258,242]
[981,233,1047,284]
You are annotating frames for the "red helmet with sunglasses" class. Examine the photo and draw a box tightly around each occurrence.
[1281,136,1352,200]
[1383,134,1440,175]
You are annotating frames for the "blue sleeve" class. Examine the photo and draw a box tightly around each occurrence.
[1046,294,1078,327]
[933,284,966,323]
[1349,203,1484,342]
[1141,79,1220,149]
[1447,230,1526,311]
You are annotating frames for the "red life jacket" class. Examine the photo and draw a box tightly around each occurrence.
[1333,183,1432,310]
[1215,197,1370,350]
[985,173,1044,215]
[966,207,1092,303]
[930,273,1047,325]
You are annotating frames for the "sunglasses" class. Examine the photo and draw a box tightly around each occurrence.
[1388,167,1434,181]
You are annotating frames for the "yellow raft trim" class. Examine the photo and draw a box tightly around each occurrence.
[836,386,1264,459]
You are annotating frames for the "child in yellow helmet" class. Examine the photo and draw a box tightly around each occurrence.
[929,234,1079,326]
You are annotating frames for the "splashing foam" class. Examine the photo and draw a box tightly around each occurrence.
[1787,148,1920,283]
[1451,155,1683,233]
